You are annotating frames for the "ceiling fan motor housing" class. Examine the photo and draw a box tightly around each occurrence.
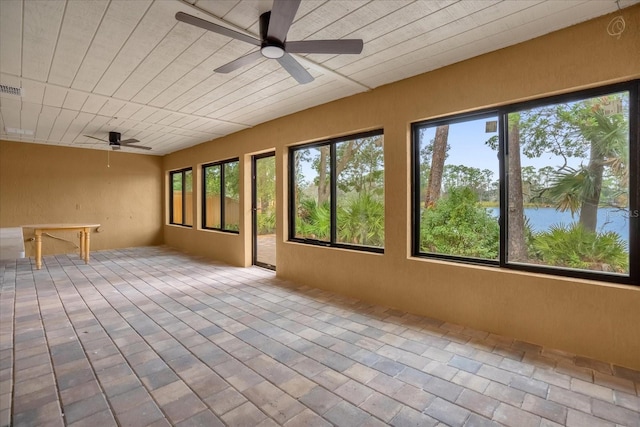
[108,131,121,145]
[260,12,284,59]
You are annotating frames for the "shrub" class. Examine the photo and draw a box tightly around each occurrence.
[420,187,499,259]
[531,223,628,273]
[257,209,276,234]
[337,193,384,246]
[296,199,330,240]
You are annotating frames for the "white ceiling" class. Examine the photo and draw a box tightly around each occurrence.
[0,0,636,156]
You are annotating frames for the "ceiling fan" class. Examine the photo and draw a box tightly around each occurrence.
[175,0,363,84]
[83,131,151,151]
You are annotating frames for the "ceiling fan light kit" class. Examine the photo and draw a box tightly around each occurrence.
[261,45,284,59]
[260,12,285,59]
[175,0,363,85]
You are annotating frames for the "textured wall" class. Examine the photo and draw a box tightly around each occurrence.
[166,6,640,369]
[0,141,164,254]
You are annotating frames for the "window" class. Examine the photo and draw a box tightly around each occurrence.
[290,130,384,252]
[412,81,638,285]
[413,113,500,262]
[506,89,633,276]
[169,168,193,226]
[203,158,239,232]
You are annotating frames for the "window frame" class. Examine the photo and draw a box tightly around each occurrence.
[202,157,240,234]
[411,80,639,286]
[288,129,385,254]
[169,167,193,227]
[411,109,501,265]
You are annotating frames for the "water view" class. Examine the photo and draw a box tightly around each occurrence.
[488,207,630,243]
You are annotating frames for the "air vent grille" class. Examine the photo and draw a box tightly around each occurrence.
[0,84,22,96]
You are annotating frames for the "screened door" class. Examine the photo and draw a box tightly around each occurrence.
[253,153,276,269]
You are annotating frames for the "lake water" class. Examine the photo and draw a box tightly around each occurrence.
[487,207,630,242]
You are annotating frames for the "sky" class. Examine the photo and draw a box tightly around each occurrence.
[418,115,585,182]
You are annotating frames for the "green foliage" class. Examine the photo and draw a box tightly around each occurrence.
[442,164,495,202]
[295,195,385,247]
[204,165,221,195]
[256,156,275,204]
[337,136,385,195]
[293,134,385,247]
[224,161,240,199]
[518,94,629,209]
[295,199,331,240]
[257,209,276,234]
[420,187,499,259]
[337,193,384,246]
[542,166,594,215]
[172,170,192,192]
[205,161,239,198]
[530,223,628,273]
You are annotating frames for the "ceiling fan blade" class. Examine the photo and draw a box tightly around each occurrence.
[286,39,363,54]
[267,0,301,42]
[175,12,260,46]
[215,50,263,73]
[122,144,152,151]
[119,138,140,144]
[277,53,313,84]
[83,135,107,142]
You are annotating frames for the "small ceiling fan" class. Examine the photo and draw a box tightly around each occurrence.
[175,0,363,84]
[83,131,151,151]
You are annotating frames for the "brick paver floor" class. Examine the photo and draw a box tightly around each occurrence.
[256,235,276,268]
[1,246,638,426]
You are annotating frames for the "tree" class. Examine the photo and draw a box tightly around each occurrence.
[507,114,527,262]
[442,165,495,201]
[315,136,383,205]
[574,105,627,231]
[255,156,274,211]
[425,125,449,208]
[518,94,628,233]
[317,145,330,205]
[336,136,384,196]
[255,156,276,234]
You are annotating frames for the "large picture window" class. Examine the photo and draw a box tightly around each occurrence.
[169,168,193,227]
[290,130,384,252]
[203,159,240,232]
[412,81,638,285]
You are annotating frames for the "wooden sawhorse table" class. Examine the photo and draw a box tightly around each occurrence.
[22,224,100,269]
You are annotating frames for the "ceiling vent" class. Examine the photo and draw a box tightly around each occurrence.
[0,84,22,96]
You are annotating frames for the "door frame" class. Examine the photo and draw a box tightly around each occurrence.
[252,151,276,270]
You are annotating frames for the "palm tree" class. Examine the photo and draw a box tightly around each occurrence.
[542,97,628,232]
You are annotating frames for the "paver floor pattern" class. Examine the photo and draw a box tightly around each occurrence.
[0,246,638,427]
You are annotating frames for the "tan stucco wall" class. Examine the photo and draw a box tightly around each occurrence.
[0,140,164,254]
[163,6,640,370]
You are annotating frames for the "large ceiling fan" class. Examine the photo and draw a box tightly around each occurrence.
[175,0,364,84]
[83,132,151,151]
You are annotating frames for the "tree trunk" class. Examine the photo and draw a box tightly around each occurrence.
[318,142,361,205]
[578,143,604,233]
[317,146,330,205]
[425,125,449,208]
[508,119,527,262]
